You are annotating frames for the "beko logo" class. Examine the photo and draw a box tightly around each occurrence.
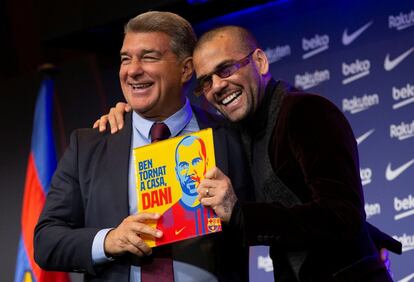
[264,45,291,64]
[392,83,414,110]
[257,255,273,272]
[386,159,414,181]
[294,69,330,90]
[394,194,414,221]
[302,34,330,59]
[342,21,373,46]
[389,10,414,31]
[390,120,414,141]
[342,94,379,114]
[393,233,414,252]
[360,167,372,186]
[342,59,371,85]
[365,202,381,219]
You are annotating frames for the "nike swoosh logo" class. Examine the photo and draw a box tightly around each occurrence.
[175,227,186,235]
[386,159,414,181]
[384,46,414,71]
[398,272,414,282]
[356,129,375,145]
[342,21,373,46]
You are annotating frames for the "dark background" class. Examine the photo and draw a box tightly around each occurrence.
[0,1,285,281]
[3,0,412,281]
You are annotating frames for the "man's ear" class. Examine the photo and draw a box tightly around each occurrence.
[252,49,269,76]
[181,57,194,84]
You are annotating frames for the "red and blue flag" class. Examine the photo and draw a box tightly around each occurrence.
[14,78,70,282]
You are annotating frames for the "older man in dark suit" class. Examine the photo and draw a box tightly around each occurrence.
[34,13,252,282]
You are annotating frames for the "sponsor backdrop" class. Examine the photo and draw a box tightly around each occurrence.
[195,0,414,281]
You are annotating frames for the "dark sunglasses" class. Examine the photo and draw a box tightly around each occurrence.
[194,50,255,97]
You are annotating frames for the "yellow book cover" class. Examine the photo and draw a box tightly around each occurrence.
[133,128,222,247]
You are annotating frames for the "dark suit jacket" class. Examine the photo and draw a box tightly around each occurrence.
[233,80,397,281]
[34,107,253,282]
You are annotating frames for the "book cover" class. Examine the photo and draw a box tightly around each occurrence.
[133,128,222,247]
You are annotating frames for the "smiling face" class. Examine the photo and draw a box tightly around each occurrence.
[193,31,269,122]
[175,136,207,196]
[119,31,192,120]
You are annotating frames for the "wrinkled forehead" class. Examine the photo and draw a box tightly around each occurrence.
[121,31,172,53]
[193,34,244,77]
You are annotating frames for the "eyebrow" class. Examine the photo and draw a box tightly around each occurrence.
[141,49,163,56]
[197,59,237,81]
[120,49,164,57]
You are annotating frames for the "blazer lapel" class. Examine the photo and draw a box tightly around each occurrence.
[105,111,133,221]
[192,106,219,130]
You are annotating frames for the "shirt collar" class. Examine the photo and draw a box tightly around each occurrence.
[132,98,193,141]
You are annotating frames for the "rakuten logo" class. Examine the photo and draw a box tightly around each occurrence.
[342,59,371,85]
[342,94,379,114]
[294,69,330,90]
[390,120,414,141]
[265,45,291,64]
[302,34,330,59]
[389,10,414,31]
[394,195,414,221]
[257,255,273,272]
[365,202,381,219]
[360,167,372,186]
[393,233,414,253]
[392,83,414,110]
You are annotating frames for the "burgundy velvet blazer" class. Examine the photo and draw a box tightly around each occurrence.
[237,80,395,281]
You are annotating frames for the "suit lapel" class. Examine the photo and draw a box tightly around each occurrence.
[192,106,219,130]
[105,111,133,221]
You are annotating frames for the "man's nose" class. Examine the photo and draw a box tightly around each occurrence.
[188,165,197,175]
[128,58,144,76]
[210,74,228,94]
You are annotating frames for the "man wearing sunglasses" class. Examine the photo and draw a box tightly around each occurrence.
[96,25,401,281]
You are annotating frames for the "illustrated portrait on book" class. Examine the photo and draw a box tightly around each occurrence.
[156,135,221,245]
[134,129,221,247]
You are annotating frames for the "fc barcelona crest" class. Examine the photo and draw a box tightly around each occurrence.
[207,217,221,232]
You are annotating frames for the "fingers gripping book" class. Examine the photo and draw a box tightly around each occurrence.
[133,128,222,247]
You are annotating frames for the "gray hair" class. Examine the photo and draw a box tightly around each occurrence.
[125,11,197,60]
